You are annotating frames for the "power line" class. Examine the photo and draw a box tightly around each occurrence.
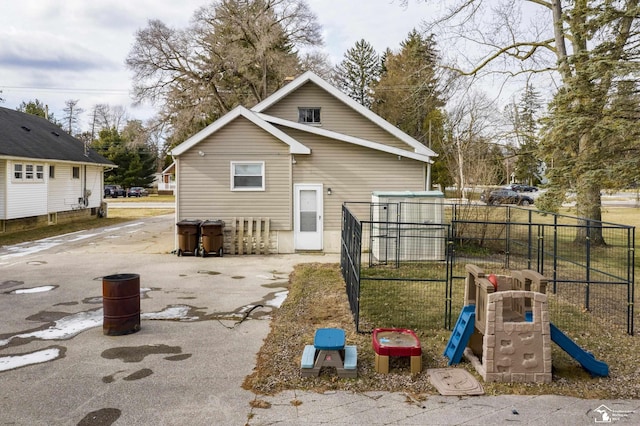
[0,85,130,95]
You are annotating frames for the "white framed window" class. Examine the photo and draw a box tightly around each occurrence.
[298,107,321,124]
[72,166,80,179]
[25,164,34,180]
[12,163,44,181]
[14,164,23,179]
[231,161,265,191]
[49,165,55,179]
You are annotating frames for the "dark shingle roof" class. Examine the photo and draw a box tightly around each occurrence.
[0,107,113,165]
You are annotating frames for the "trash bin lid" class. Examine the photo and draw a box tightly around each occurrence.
[201,220,225,226]
[177,219,202,225]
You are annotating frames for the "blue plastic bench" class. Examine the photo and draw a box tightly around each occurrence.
[343,345,357,370]
[300,345,316,369]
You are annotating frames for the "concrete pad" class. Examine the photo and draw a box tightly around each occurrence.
[427,368,484,396]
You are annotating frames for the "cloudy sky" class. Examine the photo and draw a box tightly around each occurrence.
[0,0,441,129]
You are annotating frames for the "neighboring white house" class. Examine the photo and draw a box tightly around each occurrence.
[157,161,176,194]
[0,107,114,233]
[171,71,438,254]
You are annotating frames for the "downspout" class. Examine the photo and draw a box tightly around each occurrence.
[83,165,88,206]
[171,154,179,252]
[426,120,433,191]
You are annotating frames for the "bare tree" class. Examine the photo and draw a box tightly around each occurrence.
[126,0,323,146]
[144,118,171,173]
[62,99,84,136]
[441,90,503,198]
[299,51,333,79]
[403,0,640,244]
[89,104,129,139]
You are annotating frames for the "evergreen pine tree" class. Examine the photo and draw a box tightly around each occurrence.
[333,39,381,108]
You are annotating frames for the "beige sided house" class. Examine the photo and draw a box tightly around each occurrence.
[171,71,437,254]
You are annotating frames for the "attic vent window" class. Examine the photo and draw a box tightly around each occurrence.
[51,131,60,137]
[298,107,321,124]
[21,126,31,132]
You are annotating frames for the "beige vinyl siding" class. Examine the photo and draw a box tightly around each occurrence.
[287,129,426,231]
[177,117,292,229]
[263,82,413,151]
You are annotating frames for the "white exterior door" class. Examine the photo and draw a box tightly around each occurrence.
[294,184,323,250]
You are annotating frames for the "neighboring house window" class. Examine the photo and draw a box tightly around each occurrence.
[49,165,55,179]
[231,161,265,191]
[12,163,44,181]
[298,107,321,124]
[72,166,80,179]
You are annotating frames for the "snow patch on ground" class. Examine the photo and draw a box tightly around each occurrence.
[0,309,103,347]
[142,306,198,321]
[12,286,56,294]
[0,348,61,372]
[266,290,288,308]
[0,304,197,348]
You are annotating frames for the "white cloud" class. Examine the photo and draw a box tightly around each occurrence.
[0,0,208,121]
[0,30,114,71]
[0,0,471,127]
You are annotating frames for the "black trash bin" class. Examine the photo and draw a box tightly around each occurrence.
[176,219,202,256]
[200,220,225,257]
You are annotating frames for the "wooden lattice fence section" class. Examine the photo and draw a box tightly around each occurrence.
[225,217,272,255]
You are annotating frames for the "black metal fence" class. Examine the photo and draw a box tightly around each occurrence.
[341,202,455,333]
[341,202,635,335]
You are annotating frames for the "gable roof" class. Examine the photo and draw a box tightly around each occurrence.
[255,112,433,164]
[0,107,113,165]
[171,106,311,156]
[251,71,437,158]
[162,161,176,175]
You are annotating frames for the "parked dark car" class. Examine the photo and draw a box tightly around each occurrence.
[127,187,149,197]
[509,184,539,192]
[481,189,534,206]
[104,184,125,198]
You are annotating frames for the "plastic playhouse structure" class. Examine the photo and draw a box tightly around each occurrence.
[444,264,608,383]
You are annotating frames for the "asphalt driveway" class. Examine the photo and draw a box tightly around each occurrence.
[0,214,337,425]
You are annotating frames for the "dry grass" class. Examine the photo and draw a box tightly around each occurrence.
[0,208,174,246]
[109,194,175,203]
[243,263,640,399]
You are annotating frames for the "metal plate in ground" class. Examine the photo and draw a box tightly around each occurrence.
[427,368,484,396]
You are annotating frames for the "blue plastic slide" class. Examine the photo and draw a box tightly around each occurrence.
[549,322,609,377]
[443,305,475,365]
